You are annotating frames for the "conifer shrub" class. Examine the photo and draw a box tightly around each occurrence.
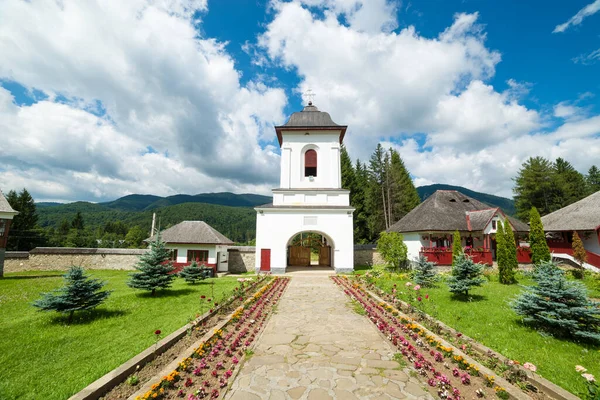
[529,207,551,265]
[496,222,508,282]
[179,261,206,284]
[32,266,112,323]
[451,230,463,267]
[447,253,486,296]
[412,255,438,287]
[127,234,175,295]
[503,220,518,284]
[511,261,600,343]
[572,231,588,271]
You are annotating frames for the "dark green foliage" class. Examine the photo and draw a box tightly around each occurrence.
[125,226,148,248]
[511,261,600,343]
[377,231,408,270]
[353,160,370,243]
[127,234,175,295]
[447,253,486,296]
[179,261,206,284]
[6,188,46,251]
[452,230,463,267]
[503,220,518,284]
[71,211,85,230]
[572,231,588,268]
[496,222,508,282]
[413,255,438,287]
[417,184,516,216]
[32,266,112,322]
[586,165,600,194]
[554,158,589,206]
[529,207,551,265]
[102,192,271,211]
[389,149,420,221]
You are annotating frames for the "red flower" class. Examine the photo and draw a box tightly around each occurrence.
[425,294,429,299]
[208,298,212,302]
[154,330,161,335]
[417,296,422,302]
[201,295,206,299]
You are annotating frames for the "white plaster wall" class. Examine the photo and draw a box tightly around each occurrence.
[279,131,342,189]
[272,190,350,206]
[255,209,354,272]
[583,231,600,254]
[403,233,425,262]
[483,215,503,235]
[167,244,217,264]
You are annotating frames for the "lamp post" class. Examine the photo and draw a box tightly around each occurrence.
[0,190,19,278]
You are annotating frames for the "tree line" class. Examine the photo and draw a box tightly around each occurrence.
[341,143,421,243]
[513,156,599,220]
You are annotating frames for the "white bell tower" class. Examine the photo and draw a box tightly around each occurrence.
[254,101,355,274]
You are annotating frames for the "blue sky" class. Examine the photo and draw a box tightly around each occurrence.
[1,0,599,202]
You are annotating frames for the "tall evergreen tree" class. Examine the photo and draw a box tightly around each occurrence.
[503,219,518,284]
[513,156,558,220]
[586,165,600,194]
[6,188,44,251]
[554,158,588,207]
[447,253,486,297]
[340,145,356,194]
[529,207,551,265]
[127,233,175,295]
[32,266,112,323]
[71,211,85,230]
[389,149,420,222]
[452,230,463,267]
[367,144,388,234]
[511,261,600,343]
[353,160,370,243]
[496,222,508,282]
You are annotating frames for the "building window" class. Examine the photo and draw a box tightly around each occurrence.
[304,149,317,177]
[170,249,178,262]
[492,220,497,230]
[0,220,5,237]
[187,250,209,263]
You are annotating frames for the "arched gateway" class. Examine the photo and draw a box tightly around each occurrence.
[254,102,354,274]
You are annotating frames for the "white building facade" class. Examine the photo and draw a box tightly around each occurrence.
[255,103,354,274]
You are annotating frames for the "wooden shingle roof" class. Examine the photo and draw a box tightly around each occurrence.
[0,189,18,215]
[541,191,600,231]
[148,221,234,245]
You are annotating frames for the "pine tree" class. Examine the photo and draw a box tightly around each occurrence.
[572,231,587,268]
[127,234,175,295]
[529,207,551,265]
[6,188,44,251]
[353,160,370,243]
[413,255,438,287]
[513,156,558,220]
[32,266,112,323]
[452,230,463,267]
[447,253,486,297]
[586,165,600,194]
[496,222,508,283]
[554,158,588,207]
[71,211,85,230]
[179,261,206,284]
[389,149,420,222]
[503,219,518,284]
[511,261,600,343]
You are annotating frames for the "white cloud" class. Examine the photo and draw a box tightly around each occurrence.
[573,48,600,65]
[553,0,600,33]
[257,0,600,198]
[0,0,287,201]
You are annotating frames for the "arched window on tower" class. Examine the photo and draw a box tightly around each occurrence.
[305,149,317,177]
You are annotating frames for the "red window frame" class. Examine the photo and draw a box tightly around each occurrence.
[187,250,209,262]
[304,149,317,177]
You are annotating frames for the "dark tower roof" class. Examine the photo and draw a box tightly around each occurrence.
[274,103,347,147]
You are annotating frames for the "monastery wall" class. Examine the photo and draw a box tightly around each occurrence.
[4,246,382,273]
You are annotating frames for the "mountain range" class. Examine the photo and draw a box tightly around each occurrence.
[35,187,516,243]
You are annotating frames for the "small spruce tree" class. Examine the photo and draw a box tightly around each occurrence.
[572,231,588,268]
[529,207,551,265]
[413,255,438,287]
[127,234,175,295]
[503,220,518,284]
[452,230,463,267]
[179,261,206,284]
[447,253,486,296]
[496,222,507,282]
[32,266,112,323]
[511,261,600,343]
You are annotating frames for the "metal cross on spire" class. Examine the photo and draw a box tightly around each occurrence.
[304,88,316,105]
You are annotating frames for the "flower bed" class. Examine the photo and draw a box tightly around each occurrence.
[130,277,289,400]
[332,276,538,400]
[93,276,271,400]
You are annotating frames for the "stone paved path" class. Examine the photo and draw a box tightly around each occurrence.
[225,275,434,400]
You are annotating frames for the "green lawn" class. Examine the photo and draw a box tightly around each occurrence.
[0,270,241,400]
[360,268,600,396]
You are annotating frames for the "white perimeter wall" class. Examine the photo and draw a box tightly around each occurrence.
[255,209,354,271]
[583,231,600,254]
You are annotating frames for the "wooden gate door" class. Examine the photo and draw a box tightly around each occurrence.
[260,249,271,271]
[289,246,310,266]
[318,246,331,266]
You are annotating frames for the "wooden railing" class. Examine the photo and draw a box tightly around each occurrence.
[419,249,493,266]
